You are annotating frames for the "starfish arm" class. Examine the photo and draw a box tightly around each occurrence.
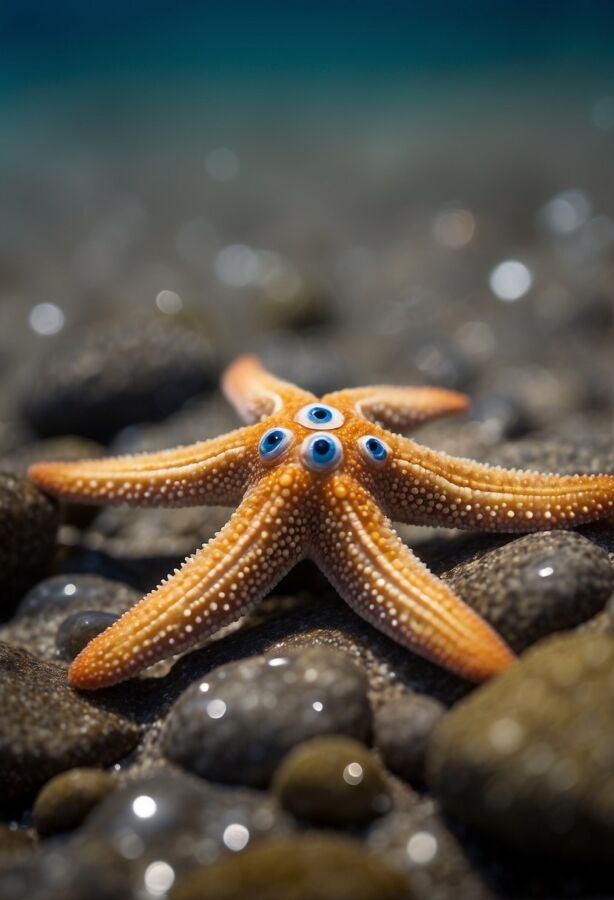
[28,426,261,508]
[222,355,316,423]
[69,464,311,688]
[379,437,614,531]
[321,385,469,432]
[312,476,515,681]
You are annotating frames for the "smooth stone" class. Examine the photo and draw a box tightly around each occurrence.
[56,611,119,660]
[427,631,614,862]
[444,531,614,653]
[374,694,446,782]
[0,642,140,810]
[0,574,140,661]
[0,473,59,604]
[171,834,413,900]
[85,770,293,884]
[33,768,116,836]
[21,318,217,441]
[273,736,390,826]
[162,647,372,787]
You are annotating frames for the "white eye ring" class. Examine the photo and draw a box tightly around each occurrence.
[300,433,343,472]
[295,404,344,430]
[259,427,293,461]
[358,435,390,466]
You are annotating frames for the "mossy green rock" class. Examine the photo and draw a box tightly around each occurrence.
[33,768,116,835]
[171,834,413,900]
[428,632,614,861]
[273,736,390,825]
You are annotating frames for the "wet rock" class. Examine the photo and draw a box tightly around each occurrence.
[33,768,116,836]
[56,611,119,660]
[368,801,492,900]
[85,770,293,886]
[0,574,140,660]
[273,736,390,826]
[21,318,217,441]
[443,531,614,653]
[171,834,413,900]
[162,647,372,787]
[0,838,132,900]
[483,432,614,477]
[0,642,141,809]
[0,473,59,605]
[374,694,446,782]
[428,631,614,862]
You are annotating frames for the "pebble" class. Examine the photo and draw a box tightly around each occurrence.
[252,331,355,397]
[33,768,116,836]
[21,318,217,441]
[427,631,614,862]
[85,770,293,886]
[0,642,140,810]
[162,647,372,787]
[273,736,390,826]
[56,611,119,660]
[444,531,614,652]
[374,694,446,782]
[368,802,492,900]
[0,473,59,605]
[171,834,413,900]
[0,827,36,867]
[0,575,140,661]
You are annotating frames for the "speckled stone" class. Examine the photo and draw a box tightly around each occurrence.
[367,801,492,900]
[85,770,293,887]
[33,768,116,836]
[0,473,59,602]
[171,834,413,900]
[56,611,119,660]
[21,318,217,441]
[0,574,140,661]
[273,736,390,825]
[374,694,446,782]
[443,531,614,653]
[428,631,614,862]
[162,647,372,787]
[0,642,140,809]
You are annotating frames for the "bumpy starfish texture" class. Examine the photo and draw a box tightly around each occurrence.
[29,355,614,690]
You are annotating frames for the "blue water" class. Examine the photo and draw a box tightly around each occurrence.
[2,1,614,92]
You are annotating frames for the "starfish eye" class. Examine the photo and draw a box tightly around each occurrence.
[296,404,344,430]
[259,428,293,461]
[301,434,343,471]
[359,435,390,466]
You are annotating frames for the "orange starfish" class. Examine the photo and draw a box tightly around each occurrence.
[29,356,614,690]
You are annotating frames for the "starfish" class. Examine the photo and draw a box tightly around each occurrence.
[29,356,614,690]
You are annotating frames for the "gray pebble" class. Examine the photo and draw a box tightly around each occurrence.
[374,694,446,782]
[444,531,614,653]
[162,646,372,787]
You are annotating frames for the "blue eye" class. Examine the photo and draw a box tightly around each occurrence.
[359,435,390,466]
[259,428,293,460]
[296,404,344,430]
[301,434,343,471]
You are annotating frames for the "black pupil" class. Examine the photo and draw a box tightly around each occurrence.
[367,439,380,453]
[314,438,330,456]
[313,408,328,419]
[267,432,282,447]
